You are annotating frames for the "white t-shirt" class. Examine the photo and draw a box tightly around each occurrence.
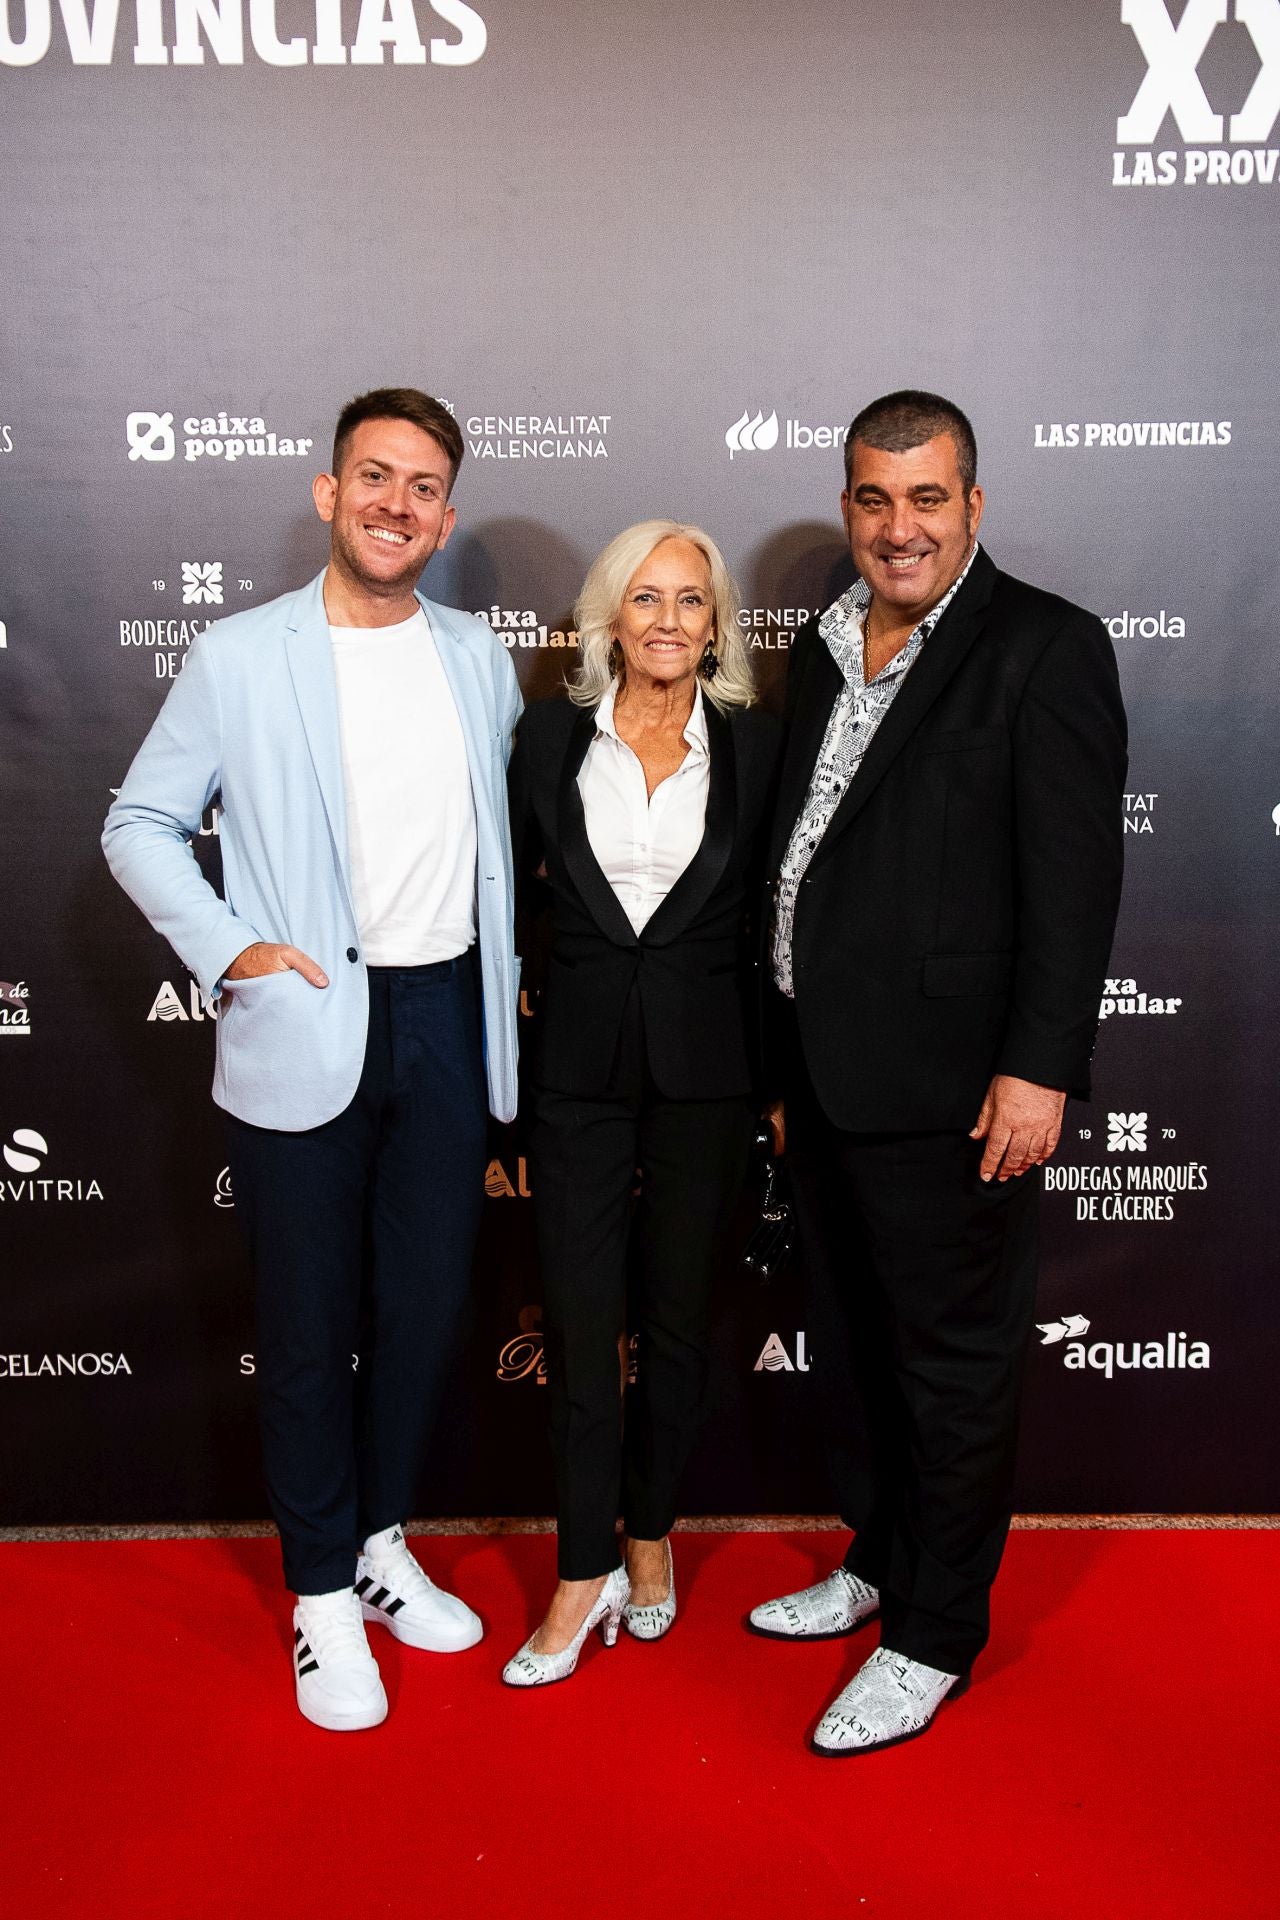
[578,681,710,935]
[329,607,477,967]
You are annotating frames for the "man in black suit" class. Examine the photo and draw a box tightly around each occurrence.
[749,391,1126,1754]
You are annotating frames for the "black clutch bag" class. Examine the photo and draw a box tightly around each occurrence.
[742,1126,793,1282]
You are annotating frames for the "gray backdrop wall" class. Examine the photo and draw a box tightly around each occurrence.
[2,0,1277,1525]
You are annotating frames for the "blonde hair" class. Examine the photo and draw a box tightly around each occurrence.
[569,520,756,711]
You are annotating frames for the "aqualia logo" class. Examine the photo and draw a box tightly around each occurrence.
[753,1332,810,1373]
[1038,1312,1210,1378]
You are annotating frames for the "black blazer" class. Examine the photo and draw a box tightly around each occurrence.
[770,546,1128,1132]
[509,694,781,1100]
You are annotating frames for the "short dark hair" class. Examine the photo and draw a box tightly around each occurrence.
[332,387,465,491]
[843,389,978,494]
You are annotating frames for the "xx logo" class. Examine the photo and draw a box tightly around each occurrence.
[1118,0,1280,145]
[126,411,175,462]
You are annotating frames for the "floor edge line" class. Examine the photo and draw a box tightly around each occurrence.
[1,1512,1276,1543]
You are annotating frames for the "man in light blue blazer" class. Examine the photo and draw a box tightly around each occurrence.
[104,389,521,1732]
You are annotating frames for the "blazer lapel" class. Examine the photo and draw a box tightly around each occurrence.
[283,572,356,919]
[557,705,640,948]
[769,639,843,872]
[807,549,999,866]
[421,595,500,852]
[643,699,736,947]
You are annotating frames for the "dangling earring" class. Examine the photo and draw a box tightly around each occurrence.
[698,639,719,680]
[608,638,623,676]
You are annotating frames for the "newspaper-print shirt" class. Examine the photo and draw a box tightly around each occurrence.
[771,545,977,997]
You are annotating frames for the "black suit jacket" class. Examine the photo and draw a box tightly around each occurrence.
[770,546,1127,1131]
[509,694,781,1100]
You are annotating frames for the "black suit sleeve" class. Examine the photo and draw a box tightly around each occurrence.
[506,713,545,881]
[997,612,1128,1096]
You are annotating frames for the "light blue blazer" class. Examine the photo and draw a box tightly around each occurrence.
[103,571,522,1130]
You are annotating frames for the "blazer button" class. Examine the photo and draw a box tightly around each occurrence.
[346,947,358,963]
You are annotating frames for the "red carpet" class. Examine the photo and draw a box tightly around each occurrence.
[5,1528,1277,1919]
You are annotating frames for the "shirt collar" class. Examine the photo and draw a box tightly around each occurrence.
[596,679,709,755]
[820,542,980,683]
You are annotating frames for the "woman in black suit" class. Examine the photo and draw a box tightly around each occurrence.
[502,520,780,1686]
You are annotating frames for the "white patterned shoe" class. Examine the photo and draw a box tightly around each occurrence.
[292,1588,388,1732]
[623,1539,676,1641]
[356,1524,483,1652]
[502,1566,630,1687]
[748,1565,879,1641]
[811,1646,967,1756]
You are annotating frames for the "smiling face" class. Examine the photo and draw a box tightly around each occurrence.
[842,432,983,626]
[313,416,456,616]
[612,537,714,694]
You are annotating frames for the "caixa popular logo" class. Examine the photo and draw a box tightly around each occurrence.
[1114,0,1280,186]
[1098,976,1183,1020]
[126,410,314,466]
[1037,1313,1210,1378]
[474,608,580,651]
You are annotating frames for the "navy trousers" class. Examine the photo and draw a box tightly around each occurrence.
[225,958,487,1595]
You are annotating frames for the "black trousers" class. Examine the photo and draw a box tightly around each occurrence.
[532,994,752,1580]
[224,958,487,1596]
[785,1052,1040,1676]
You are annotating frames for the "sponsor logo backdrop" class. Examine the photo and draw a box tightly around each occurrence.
[1,0,1277,1524]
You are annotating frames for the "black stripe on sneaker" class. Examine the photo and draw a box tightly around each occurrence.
[384,1597,405,1616]
[366,1585,391,1609]
[294,1627,303,1644]
[297,1659,319,1677]
[295,1641,314,1664]
[354,1575,373,1597]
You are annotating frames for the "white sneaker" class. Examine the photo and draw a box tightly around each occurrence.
[356,1524,484,1653]
[811,1646,967,1755]
[748,1565,880,1641]
[292,1588,388,1732]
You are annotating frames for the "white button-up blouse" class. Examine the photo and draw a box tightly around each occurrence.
[577,680,710,935]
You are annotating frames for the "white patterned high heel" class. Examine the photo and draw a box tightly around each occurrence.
[623,1539,676,1641]
[501,1566,630,1687]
